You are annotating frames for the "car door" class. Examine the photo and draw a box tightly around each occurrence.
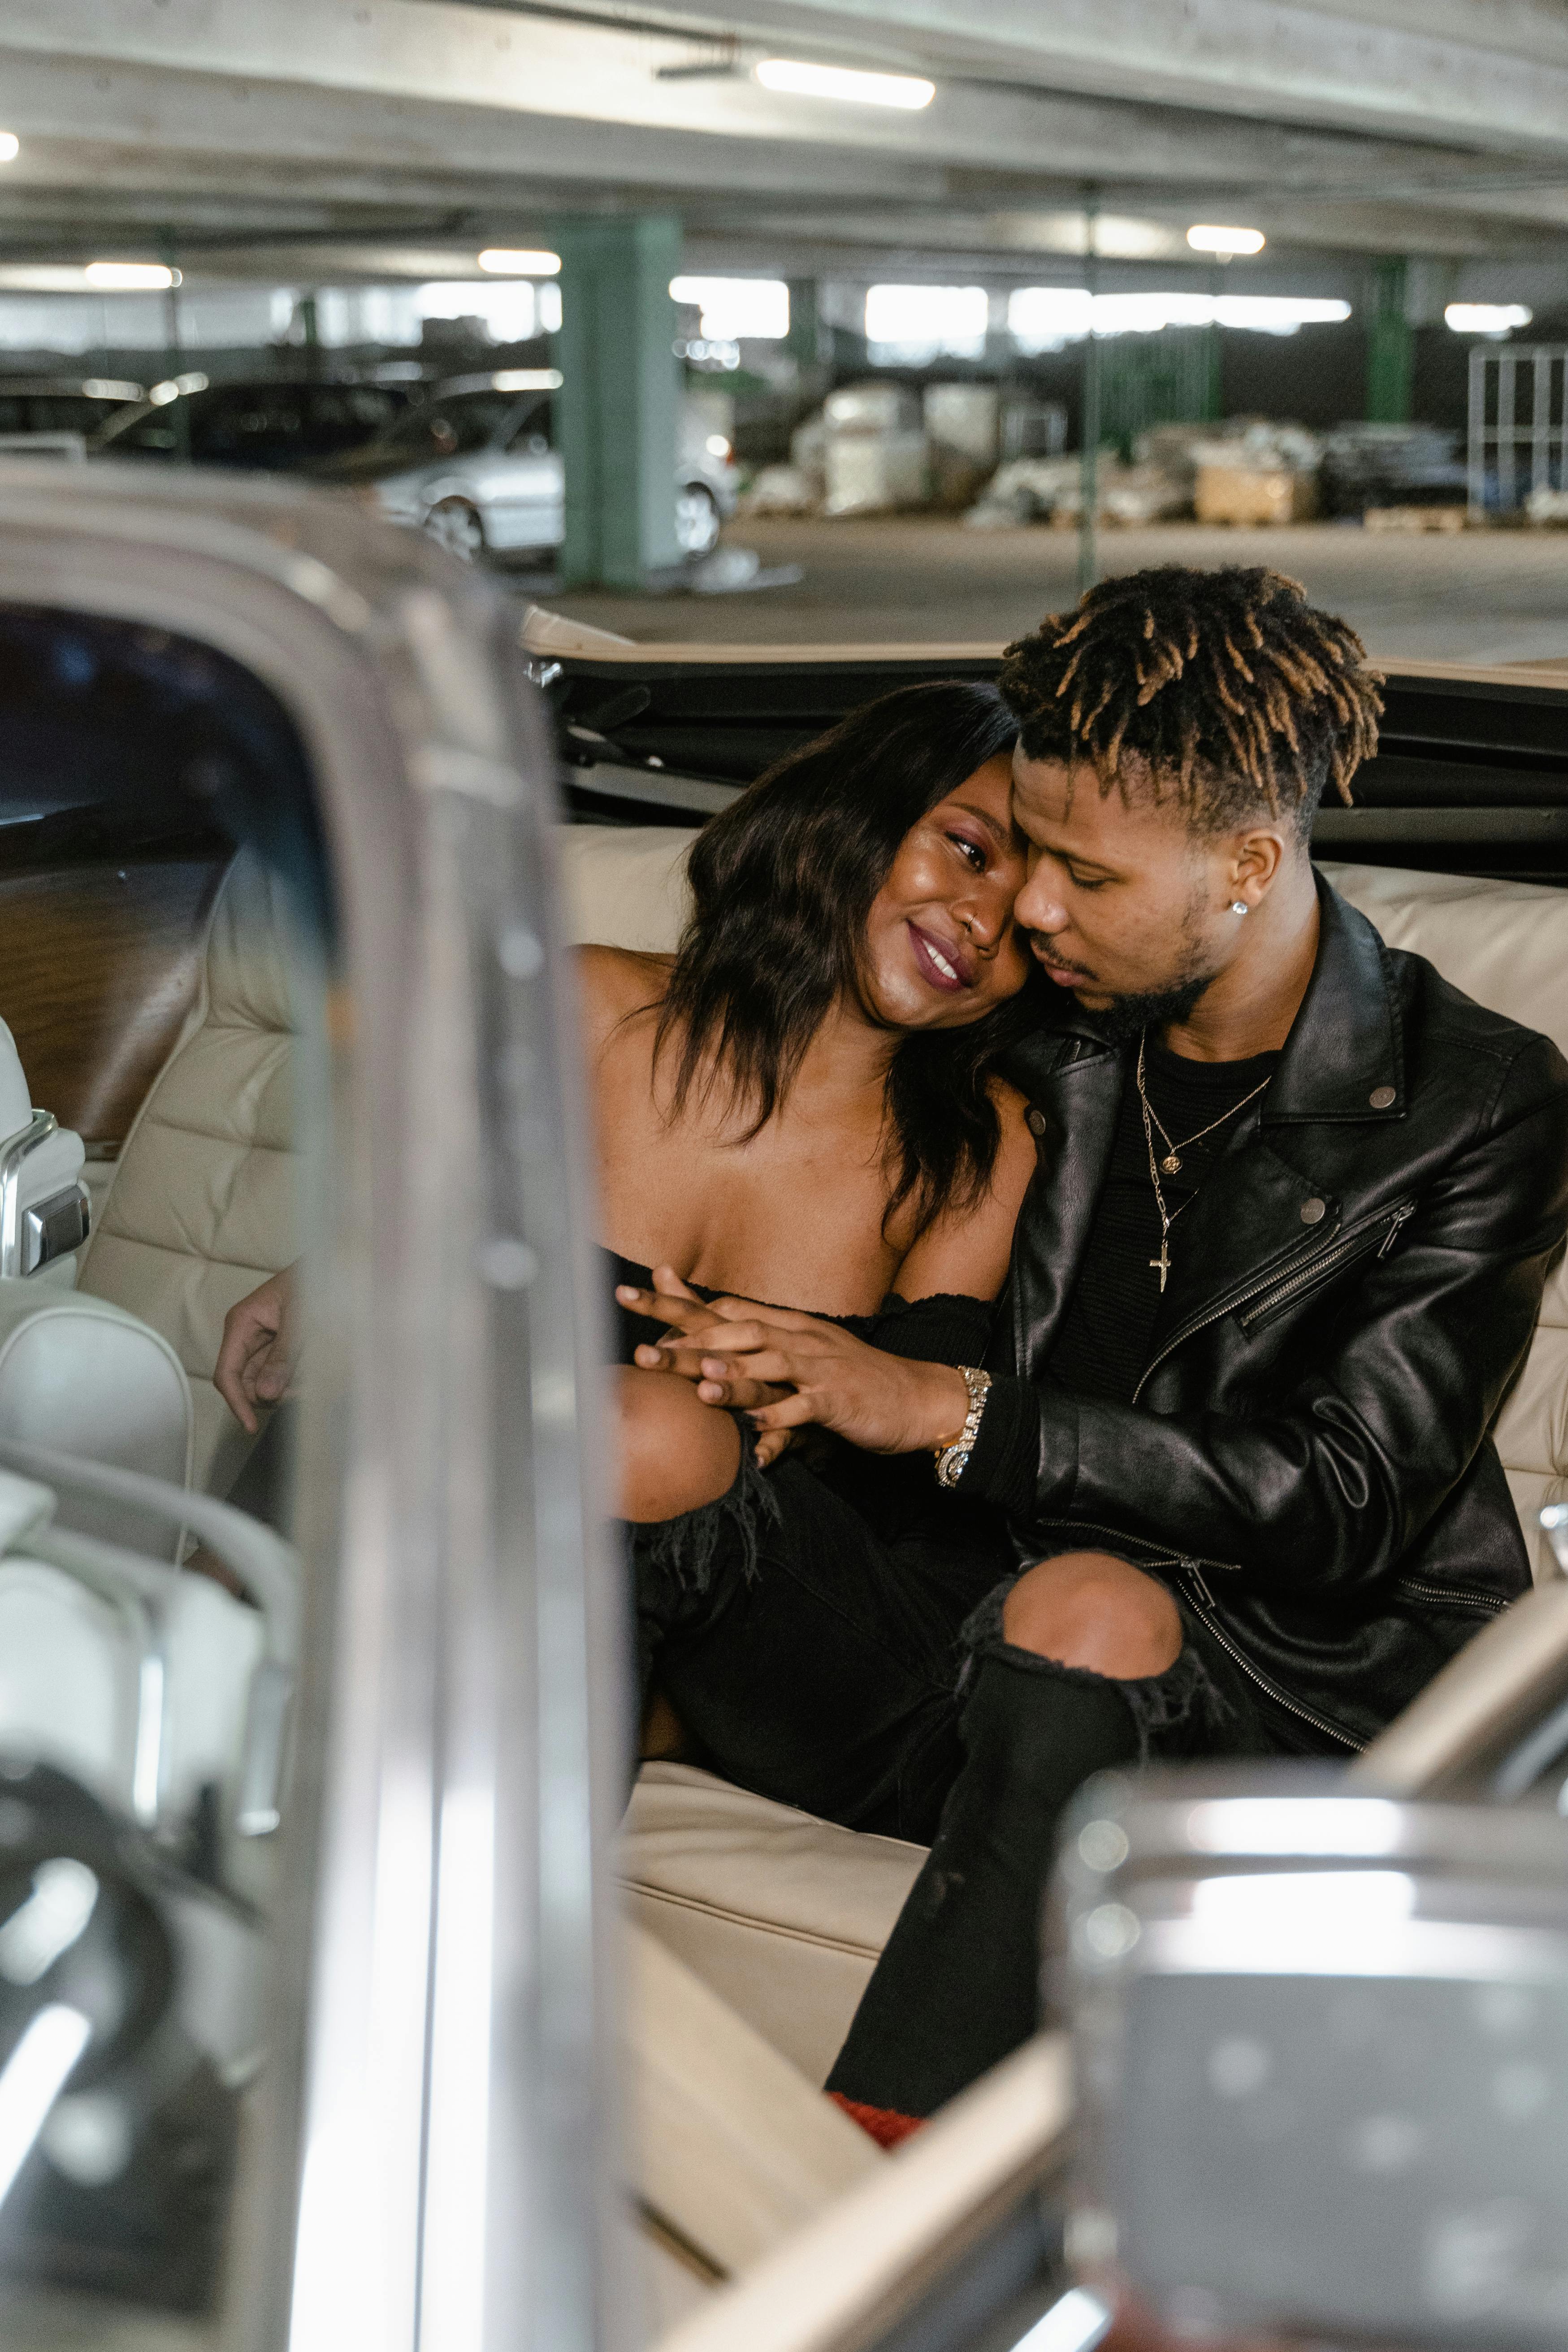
[481,396,563,551]
[0,481,624,2349]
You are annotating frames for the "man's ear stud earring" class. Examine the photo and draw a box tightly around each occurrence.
[1230,900,1250,916]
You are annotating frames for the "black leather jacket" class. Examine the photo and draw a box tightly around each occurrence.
[971,876,1568,1754]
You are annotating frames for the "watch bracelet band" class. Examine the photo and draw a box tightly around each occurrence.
[934,1366,992,1489]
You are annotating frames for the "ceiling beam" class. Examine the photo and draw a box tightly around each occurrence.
[628,0,1568,156]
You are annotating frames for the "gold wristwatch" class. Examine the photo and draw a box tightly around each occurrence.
[934,1366,992,1489]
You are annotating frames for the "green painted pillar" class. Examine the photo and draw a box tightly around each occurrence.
[785,278,822,373]
[550,214,683,588]
[1366,258,1415,424]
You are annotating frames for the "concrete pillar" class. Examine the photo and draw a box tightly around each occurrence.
[550,214,683,588]
[1366,258,1415,424]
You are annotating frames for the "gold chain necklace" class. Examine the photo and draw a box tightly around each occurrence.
[1136,1032,1273,1292]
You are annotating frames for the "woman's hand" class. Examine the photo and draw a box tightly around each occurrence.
[214,1264,299,1435]
[617,1265,800,1466]
[615,1274,972,1457]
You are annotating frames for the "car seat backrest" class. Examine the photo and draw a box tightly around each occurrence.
[75,851,301,1496]
[556,827,1568,1575]
[1321,863,1568,1574]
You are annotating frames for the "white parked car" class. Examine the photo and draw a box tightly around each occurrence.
[323,367,740,561]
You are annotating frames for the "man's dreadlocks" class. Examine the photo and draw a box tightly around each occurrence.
[997,565,1382,840]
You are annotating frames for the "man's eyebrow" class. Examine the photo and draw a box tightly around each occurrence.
[950,799,1011,846]
[1035,838,1120,878]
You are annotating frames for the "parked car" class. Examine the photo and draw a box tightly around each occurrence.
[0,375,143,440]
[321,368,740,561]
[1,467,1568,2351]
[90,372,414,470]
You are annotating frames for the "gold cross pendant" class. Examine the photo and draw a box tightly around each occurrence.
[1150,1241,1171,1292]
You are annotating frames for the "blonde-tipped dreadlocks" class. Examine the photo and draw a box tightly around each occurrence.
[998,566,1382,839]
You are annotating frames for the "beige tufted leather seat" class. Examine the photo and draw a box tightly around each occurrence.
[75,852,301,1498]
[563,824,1568,2069]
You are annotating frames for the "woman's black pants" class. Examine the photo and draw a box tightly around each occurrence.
[631,1445,1291,2118]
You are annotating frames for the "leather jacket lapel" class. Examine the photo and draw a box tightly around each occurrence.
[1004,1040,1124,1376]
[1137,1122,1341,1390]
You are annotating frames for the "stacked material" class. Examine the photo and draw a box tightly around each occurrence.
[1318,423,1465,519]
[964,450,1188,529]
[1363,505,1468,533]
[821,382,927,516]
[923,383,1000,509]
[1189,422,1323,525]
[1525,486,1568,528]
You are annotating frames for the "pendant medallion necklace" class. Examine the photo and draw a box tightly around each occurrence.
[1136,1032,1274,1292]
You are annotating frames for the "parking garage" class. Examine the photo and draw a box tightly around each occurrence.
[0,4,1564,660]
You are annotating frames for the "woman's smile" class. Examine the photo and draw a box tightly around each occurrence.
[906,919,975,993]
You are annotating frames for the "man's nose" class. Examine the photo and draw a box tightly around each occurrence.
[1015,871,1067,933]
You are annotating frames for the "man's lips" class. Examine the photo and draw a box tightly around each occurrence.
[907,920,975,992]
[1033,937,1094,990]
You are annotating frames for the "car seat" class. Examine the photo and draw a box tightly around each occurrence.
[74,851,303,1498]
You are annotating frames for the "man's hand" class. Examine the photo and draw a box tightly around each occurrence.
[615,1271,971,1457]
[618,1265,801,1466]
[214,1265,299,1436]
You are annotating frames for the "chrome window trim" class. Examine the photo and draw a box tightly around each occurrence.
[0,463,627,2352]
[0,1108,58,1276]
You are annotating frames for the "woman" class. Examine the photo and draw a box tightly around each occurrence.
[583,680,1044,1570]
[217,683,1043,1622]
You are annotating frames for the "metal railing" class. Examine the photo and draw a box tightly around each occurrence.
[1468,342,1568,516]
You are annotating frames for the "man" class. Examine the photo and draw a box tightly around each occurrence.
[624,563,1568,2133]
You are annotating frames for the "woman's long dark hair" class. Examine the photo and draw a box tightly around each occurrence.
[654,680,1046,1234]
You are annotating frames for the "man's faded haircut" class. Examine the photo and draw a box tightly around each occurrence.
[997,563,1383,841]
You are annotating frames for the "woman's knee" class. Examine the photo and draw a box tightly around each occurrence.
[614,1368,741,1522]
[1001,1550,1182,1681]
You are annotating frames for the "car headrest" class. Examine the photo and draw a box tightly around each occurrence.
[0,1016,30,1143]
[205,852,303,1040]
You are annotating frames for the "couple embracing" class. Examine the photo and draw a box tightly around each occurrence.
[594,562,1568,2139]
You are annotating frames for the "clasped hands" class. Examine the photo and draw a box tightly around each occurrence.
[615,1265,972,1462]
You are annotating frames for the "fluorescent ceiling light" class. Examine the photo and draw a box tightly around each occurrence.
[670,275,788,340]
[1007,287,1348,351]
[866,282,988,358]
[477,248,561,277]
[755,58,935,108]
[1187,225,1266,256]
[85,261,177,291]
[1446,302,1532,334]
[0,134,18,165]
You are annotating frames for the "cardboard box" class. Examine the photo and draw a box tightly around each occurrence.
[1195,463,1318,526]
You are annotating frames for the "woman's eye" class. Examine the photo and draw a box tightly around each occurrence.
[948,834,987,871]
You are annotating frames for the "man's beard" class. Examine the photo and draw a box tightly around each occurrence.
[1088,966,1220,1045]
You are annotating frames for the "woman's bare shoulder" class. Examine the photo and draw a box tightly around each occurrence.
[574,944,673,1047]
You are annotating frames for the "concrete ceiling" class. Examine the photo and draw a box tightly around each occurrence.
[0,0,1565,286]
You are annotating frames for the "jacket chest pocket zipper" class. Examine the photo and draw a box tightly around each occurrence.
[1236,1200,1417,1334]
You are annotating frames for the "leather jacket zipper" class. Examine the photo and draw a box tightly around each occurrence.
[1029,1524,1365,1750]
[1396,1575,1507,1617]
[1176,1563,1365,1751]
[1131,1198,1417,1402]
[1236,1200,1418,1334]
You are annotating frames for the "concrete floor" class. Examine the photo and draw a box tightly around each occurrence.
[541,515,1568,667]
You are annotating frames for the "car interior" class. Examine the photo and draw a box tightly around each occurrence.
[4,557,1568,2347]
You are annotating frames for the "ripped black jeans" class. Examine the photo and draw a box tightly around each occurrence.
[630,1439,1314,2117]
